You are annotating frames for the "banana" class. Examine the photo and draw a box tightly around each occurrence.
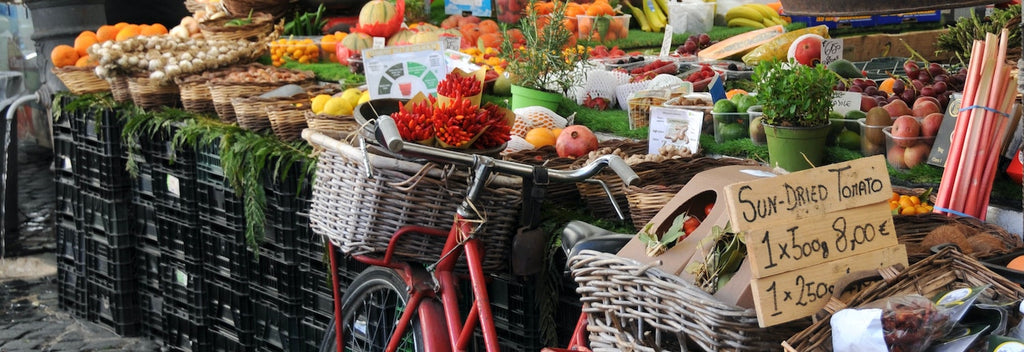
[725,5,763,23]
[654,0,670,19]
[762,17,776,28]
[643,0,665,31]
[746,3,780,20]
[770,16,788,26]
[728,17,766,29]
[625,2,652,32]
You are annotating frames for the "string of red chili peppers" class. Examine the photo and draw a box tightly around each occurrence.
[432,94,489,148]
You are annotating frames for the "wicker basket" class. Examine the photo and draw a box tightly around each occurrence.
[52,66,110,94]
[894,212,1022,263]
[175,68,245,114]
[109,75,132,103]
[199,11,275,41]
[573,139,686,221]
[266,104,307,141]
[304,111,360,135]
[207,66,314,123]
[127,75,180,110]
[624,157,761,229]
[501,145,581,202]
[232,94,307,132]
[571,250,810,351]
[783,246,1024,351]
[305,131,523,270]
[223,0,291,19]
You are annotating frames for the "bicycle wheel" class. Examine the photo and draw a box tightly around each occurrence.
[320,266,424,352]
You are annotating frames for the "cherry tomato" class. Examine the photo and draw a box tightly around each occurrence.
[682,217,701,235]
[704,203,714,216]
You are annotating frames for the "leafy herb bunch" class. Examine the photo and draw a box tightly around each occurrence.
[753,59,836,127]
[498,0,589,95]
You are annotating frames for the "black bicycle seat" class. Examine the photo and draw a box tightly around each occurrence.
[561,220,633,259]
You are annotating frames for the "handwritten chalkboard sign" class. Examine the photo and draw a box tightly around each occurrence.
[724,155,907,327]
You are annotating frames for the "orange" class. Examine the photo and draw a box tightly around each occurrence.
[96,25,119,42]
[890,192,900,202]
[113,22,130,30]
[524,127,557,148]
[74,31,98,57]
[878,78,896,95]
[74,55,92,67]
[115,25,141,41]
[477,32,502,49]
[1007,255,1024,272]
[585,2,614,16]
[140,23,168,36]
[50,45,79,68]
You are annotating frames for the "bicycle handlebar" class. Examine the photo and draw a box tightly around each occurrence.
[376,115,639,186]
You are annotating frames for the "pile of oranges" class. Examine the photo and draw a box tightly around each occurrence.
[51,22,168,69]
[440,16,523,50]
[270,38,321,66]
[890,192,934,215]
[532,0,619,41]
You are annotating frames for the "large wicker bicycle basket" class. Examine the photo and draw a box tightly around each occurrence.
[306,130,523,271]
[570,250,809,351]
[783,246,1024,351]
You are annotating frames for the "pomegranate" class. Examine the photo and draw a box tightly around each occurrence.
[555,125,599,158]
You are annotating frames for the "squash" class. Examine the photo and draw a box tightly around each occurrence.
[697,25,784,61]
[355,0,405,38]
[337,32,373,65]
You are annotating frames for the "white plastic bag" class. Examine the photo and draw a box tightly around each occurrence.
[668,0,715,34]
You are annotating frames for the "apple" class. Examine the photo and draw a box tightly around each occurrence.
[787,34,824,66]
[921,112,943,138]
[887,145,907,169]
[912,98,941,117]
[903,142,931,168]
[882,99,913,118]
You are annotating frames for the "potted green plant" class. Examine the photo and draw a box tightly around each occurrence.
[753,59,837,171]
[498,0,588,110]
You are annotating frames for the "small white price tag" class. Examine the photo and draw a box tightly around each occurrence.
[62,156,72,171]
[166,174,180,198]
[660,25,674,57]
[821,39,843,65]
[175,269,188,286]
[441,36,462,52]
[832,90,861,115]
[373,37,386,48]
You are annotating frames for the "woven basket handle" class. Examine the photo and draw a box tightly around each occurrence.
[812,264,906,322]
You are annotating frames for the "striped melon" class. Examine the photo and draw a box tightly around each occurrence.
[337,32,373,65]
[356,0,404,38]
[387,28,416,46]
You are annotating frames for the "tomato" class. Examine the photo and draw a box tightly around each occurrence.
[704,203,714,216]
[683,217,701,235]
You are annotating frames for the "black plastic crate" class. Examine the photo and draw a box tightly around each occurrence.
[197,179,245,228]
[555,280,584,347]
[143,130,196,167]
[163,306,210,352]
[136,242,161,291]
[135,197,158,243]
[300,317,327,352]
[133,168,155,200]
[152,164,199,225]
[196,138,226,183]
[85,235,136,281]
[301,287,333,326]
[78,191,134,241]
[57,259,87,317]
[205,278,255,334]
[54,181,78,219]
[55,219,82,262]
[202,223,250,282]
[250,254,302,301]
[459,272,547,351]
[252,293,303,352]
[87,277,140,336]
[53,133,76,181]
[209,322,255,352]
[74,143,130,190]
[138,287,165,343]
[157,215,202,261]
[71,106,124,150]
[159,256,206,321]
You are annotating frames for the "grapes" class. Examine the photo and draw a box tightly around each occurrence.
[675,33,716,56]
[698,33,711,46]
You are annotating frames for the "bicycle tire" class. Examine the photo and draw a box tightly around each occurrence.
[319,266,425,352]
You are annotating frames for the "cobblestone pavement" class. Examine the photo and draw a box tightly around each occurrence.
[0,141,159,351]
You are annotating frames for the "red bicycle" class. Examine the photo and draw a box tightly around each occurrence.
[306,116,638,352]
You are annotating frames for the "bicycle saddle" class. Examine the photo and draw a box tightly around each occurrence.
[561,220,633,259]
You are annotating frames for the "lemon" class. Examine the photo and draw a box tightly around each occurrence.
[340,88,363,106]
[311,94,332,114]
[323,96,353,116]
[357,90,371,105]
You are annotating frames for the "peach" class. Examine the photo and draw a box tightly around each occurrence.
[921,112,944,138]
[887,144,907,169]
[861,94,879,112]
[903,142,931,168]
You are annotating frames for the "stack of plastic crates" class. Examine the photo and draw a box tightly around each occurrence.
[297,228,366,352]
[70,103,140,336]
[250,162,308,352]
[54,95,87,318]
[195,139,257,351]
[146,126,208,351]
[459,271,548,351]
[131,133,163,342]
